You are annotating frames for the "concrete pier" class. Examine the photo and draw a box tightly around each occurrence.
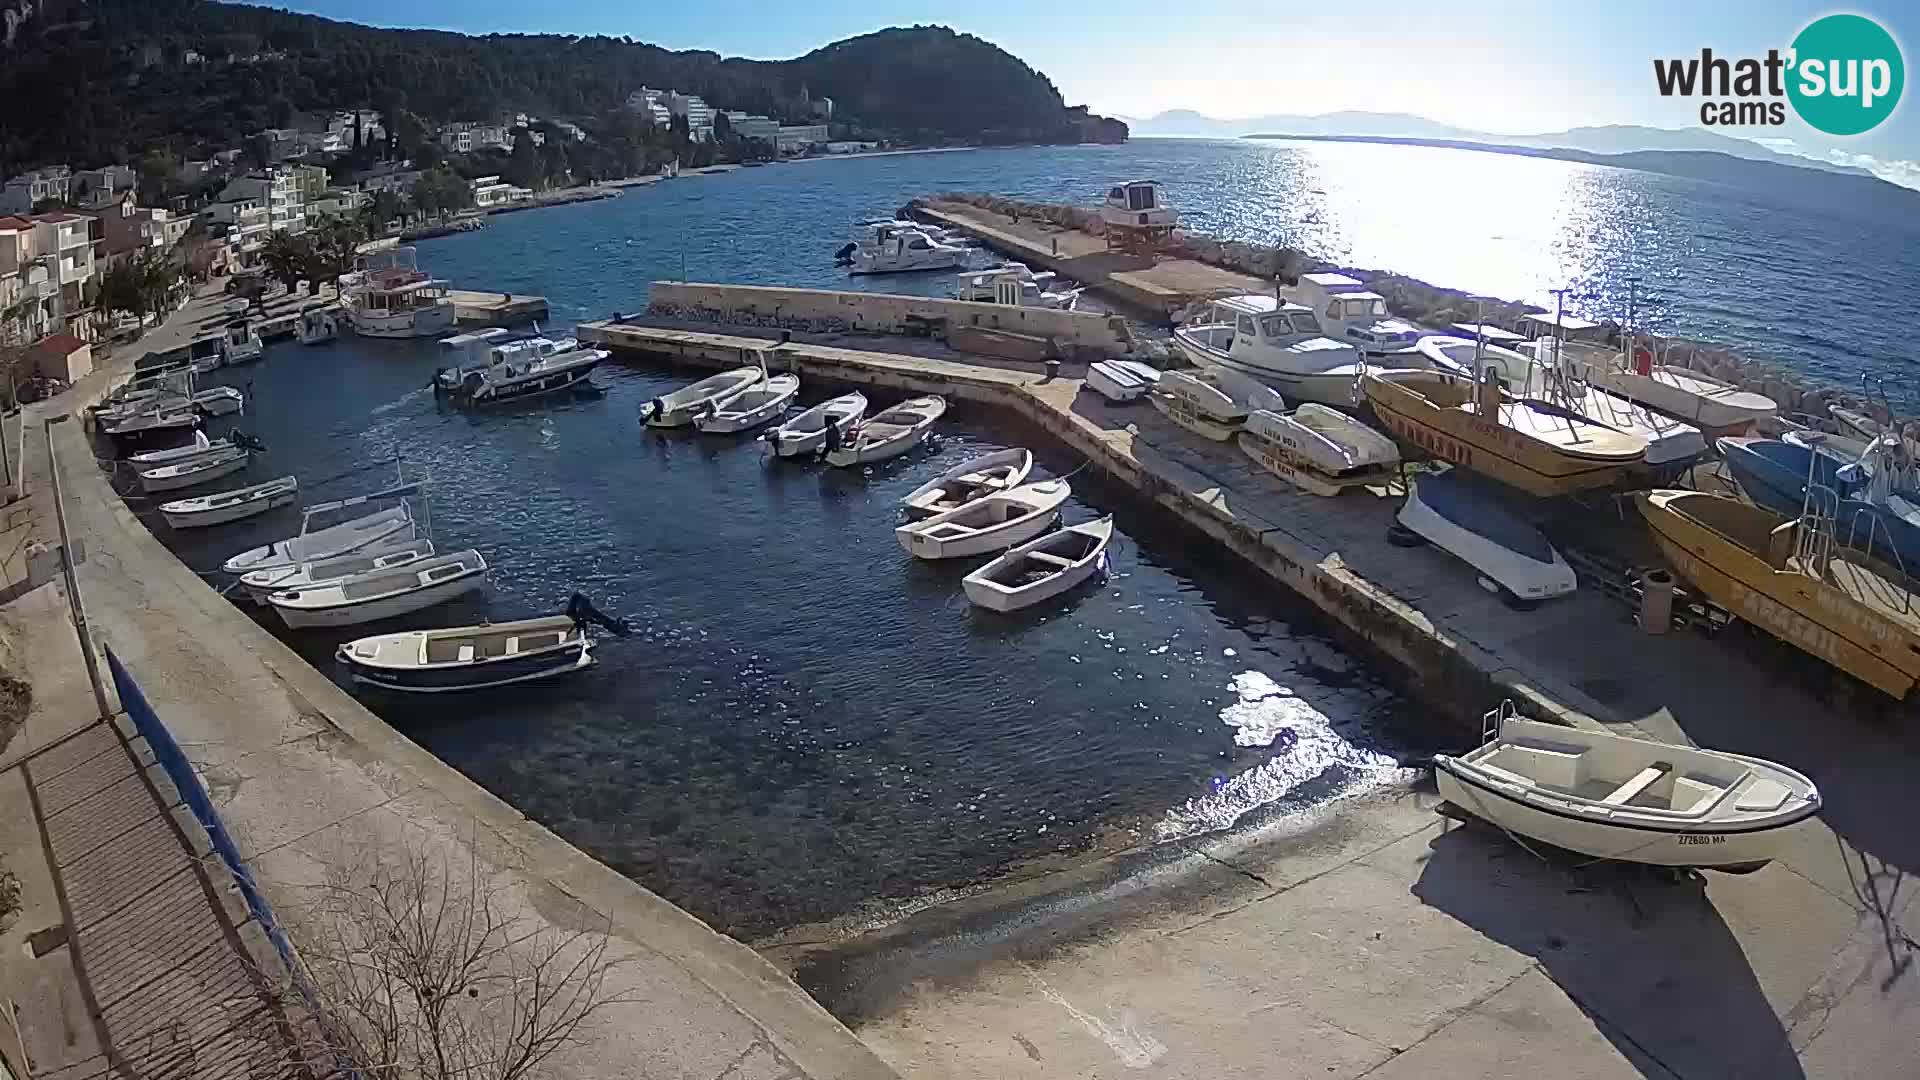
[449,288,550,326]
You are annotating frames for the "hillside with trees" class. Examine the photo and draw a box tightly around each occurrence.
[0,0,1126,174]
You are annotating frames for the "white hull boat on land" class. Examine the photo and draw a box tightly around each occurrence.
[825,396,947,467]
[901,448,1033,519]
[1396,470,1576,606]
[160,476,297,529]
[962,517,1114,612]
[896,479,1072,559]
[765,392,867,458]
[1239,405,1400,496]
[1086,359,1162,403]
[1437,705,1820,872]
[1171,295,1377,407]
[695,374,800,433]
[1150,367,1284,441]
[640,367,764,428]
[269,549,488,629]
[138,447,248,493]
[338,614,594,693]
[221,503,417,576]
[1575,356,1777,435]
[241,537,437,604]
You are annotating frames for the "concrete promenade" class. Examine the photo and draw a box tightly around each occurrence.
[0,291,898,1080]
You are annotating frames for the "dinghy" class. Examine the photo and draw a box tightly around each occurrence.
[765,392,867,458]
[221,499,417,576]
[896,479,1072,559]
[338,615,593,692]
[639,367,764,428]
[1150,367,1284,441]
[128,431,221,467]
[1396,470,1576,606]
[240,538,437,604]
[825,396,947,467]
[103,403,201,441]
[1437,703,1820,872]
[193,386,245,417]
[138,447,249,493]
[268,549,487,629]
[962,517,1114,612]
[694,373,800,433]
[1086,359,1162,403]
[901,448,1034,519]
[1239,405,1399,496]
[160,476,298,529]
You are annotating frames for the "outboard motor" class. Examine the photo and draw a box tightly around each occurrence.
[232,430,267,453]
[641,398,663,424]
[567,592,631,637]
[833,242,858,264]
[821,415,844,457]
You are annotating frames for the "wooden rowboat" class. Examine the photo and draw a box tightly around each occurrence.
[902,448,1033,519]
[895,479,1072,560]
[962,517,1114,612]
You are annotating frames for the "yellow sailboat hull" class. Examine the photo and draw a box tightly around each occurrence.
[1364,373,1641,498]
[1637,490,1920,699]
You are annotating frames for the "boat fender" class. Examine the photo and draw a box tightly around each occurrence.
[567,592,631,637]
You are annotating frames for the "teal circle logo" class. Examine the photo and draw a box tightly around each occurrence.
[1787,14,1904,136]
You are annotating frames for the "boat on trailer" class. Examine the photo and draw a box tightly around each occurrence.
[896,479,1072,560]
[962,517,1114,612]
[901,448,1034,519]
[1437,702,1820,873]
[765,392,867,458]
[825,396,947,467]
[640,367,764,428]
[240,537,437,604]
[695,373,800,434]
[338,615,592,693]
[1150,367,1284,441]
[1238,405,1399,496]
[160,475,298,529]
[268,549,488,630]
[1395,469,1577,606]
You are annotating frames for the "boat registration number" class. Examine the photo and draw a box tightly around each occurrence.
[1676,834,1726,846]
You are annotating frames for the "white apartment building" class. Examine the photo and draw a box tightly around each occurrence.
[0,167,72,214]
[666,93,715,141]
[775,125,831,152]
[210,168,308,268]
[626,88,673,129]
[723,111,780,143]
[437,123,512,154]
[0,217,58,345]
[71,165,138,210]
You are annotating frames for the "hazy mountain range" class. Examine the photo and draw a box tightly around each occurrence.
[1120,110,1873,178]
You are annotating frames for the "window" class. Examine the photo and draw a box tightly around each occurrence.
[1127,185,1156,211]
[909,237,930,250]
[1288,313,1323,335]
[1324,300,1341,321]
[1236,314,1258,338]
[1259,315,1291,338]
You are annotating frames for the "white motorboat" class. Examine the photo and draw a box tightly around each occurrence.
[437,332,608,405]
[220,319,264,365]
[1086,359,1162,403]
[895,479,1073,559]
[1149,367,1284,441]
[337,614,594,693]
[269,549,488,629]
[241,537,437,604]
[962,516,1114,613]
[901,448,1034,519]
[193,387,245,416]
[953,265,1078,309]
[159,475,297,529]
[1239,405,1399,496]
[694,373,800,433]
[1171,295,1373,406]
[221,497,418,576]
[1573,350,1777,435]
[1099,180,1178,231]
[764,392,867,458]
[340,247,458,338]
[138,447,249,493]
[101,403,201,439]
[640,367,765,428]
[296,306,339,345]
[825,396,947,467]
[847,226,971,275]
[1437,704,1820,872]
[850,218,970,247]
[1395,469,1576,606]
[128,431,222,467]
[1294,273,1428,357]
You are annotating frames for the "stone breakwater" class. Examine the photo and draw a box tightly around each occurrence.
[920,192,1892,430]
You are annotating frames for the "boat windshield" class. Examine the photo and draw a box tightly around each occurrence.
[1288,312,1323,335]
[1341,297,1386,319]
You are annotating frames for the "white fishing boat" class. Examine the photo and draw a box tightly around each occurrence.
[1171,295,1373,406]
[220,319,264,365]
[694,373,800,433]
[220,491,419,576]
[1294,273,1428,357]
[846,226,971,275]
[764,392,867,458]
[1086,359,1162,403]
[902,448,1033,519]
[824,396,947,467]
[1395,470,1576,606]
[337,614,594,693]
[193,386,245,416]
[895,479,1072,559]
[159,475,297,529]
[639,367,764,428]
[296,306,339,345]
[436,332,608,405]
[268,549,488,629]
[1239,405,1400,496]
[1437,703,1820,872]
[339,247,458,338]
[240,537,437,604]
[952,265,1078,309]
[101,402,201,439]
[1150,367,1284,441]
[138,447,249,493]
[1573,349,1777,435]
[962,517,1114,612]
[128,431,223,467]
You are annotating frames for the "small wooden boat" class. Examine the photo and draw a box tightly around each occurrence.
[1363,369,1646,498]
[138,447,249,493]
[268,549,488,630]
[896,479,1072,559]
[639,367,764,428]
[337,614,593,693]
[128,431,225,467]
[765,392,867,458]
[1437,703,1820,872]
[962,517,1114,612]
[193,386,246,417]
[901,448,1034,519]
[222,502,416,576]
[103,403,201,440]
[825,396,947,467]
[1086,359,1162,403]
[160,475,298,529]
[1396,470,1576,606]
[1575,357,1777,436]
[1150,368,1284,441]
[694,373,800,433]
[240,537,437,604]
[1239,405,1398,496]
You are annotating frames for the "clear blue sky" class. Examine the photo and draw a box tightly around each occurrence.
[239,1,1918,178]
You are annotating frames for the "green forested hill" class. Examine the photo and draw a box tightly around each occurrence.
[0,0,1125,173]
